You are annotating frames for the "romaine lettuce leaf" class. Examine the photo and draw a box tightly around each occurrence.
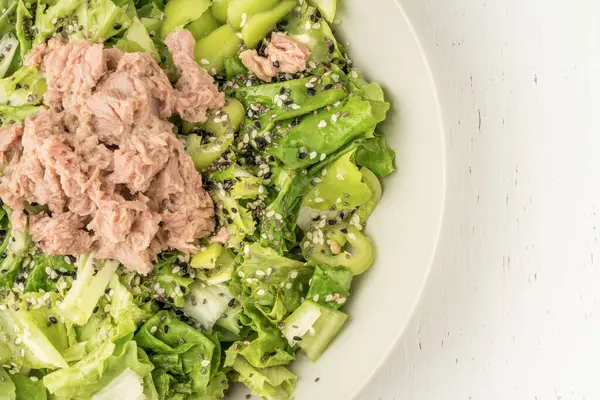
[229,357,296,400]
[354,135,396,177]
[0,366,16,399]
[24,254,75,293]
[305,264,352,310]
[0,105,39,124]
[43,339,154,399]
[116,17,159,61]
[10,374,47,400]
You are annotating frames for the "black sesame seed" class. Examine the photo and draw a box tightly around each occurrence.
[297,152,307,159]
[293,336,303,341]
[272,61,280,68]
[48,316,57,324]
[340,228,348,234]
[113,23,122,30]
[328,220,336,225]
[226,217,234,224]
[322,84,333,91]
[306,87,316,96]
[93,306,99,313]
[315,377,321,382]
[164,325,169,333]
[228,298,236,308]
[231,207,238,213]
[279,87,286,95]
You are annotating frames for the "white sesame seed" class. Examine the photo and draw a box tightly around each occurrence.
[314,197,324,203]
[304,21,312,30]
[201,58,210,65]
[150,326,158,333]
[312,295,320,302]
[257,289,265,296]
[236,32,243,39]
[30,376,38,382]
[290,271,298,279]
[325,294,333,302]
[336,173,345,180]
[351,70,359,79]
[337,297,347,305]
[285,282,292,289]
[45,267,51,275]
[256,270,265,276]
[267,210,275,218]
[14,337,21,345]
[320,153,327,161]
[309,151,317,159]
[331,114,339,123]
[201,359,211,367]
[266,267,273,275]
[0,305,6,311]
[318,120,327,128]
[313,177,322,183]
[348,233,357,240]
[305,82,314,88]
[238,271,245,278]
[291,103,301,109]
[313,23,321,29]
[244,245,250,255]
[275,213,283,221]
[280,282,285,287]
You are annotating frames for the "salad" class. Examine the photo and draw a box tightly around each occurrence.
[0,0,396,398]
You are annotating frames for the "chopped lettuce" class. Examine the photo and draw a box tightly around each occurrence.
[145,252,194,307]
[305,264,352,310]
[229,357,296,400]
[0,33,18,79]
[23,254,75,293]
[182,282,233,330]
[43,339,155,399]
[59,254,119,325]
[10,374,47,400]
[0,367,16,399]
[0,105,39,124]
[303,151,372,211]
[355,134,396,177]
[281,300,347,361]
[116,17,160,61]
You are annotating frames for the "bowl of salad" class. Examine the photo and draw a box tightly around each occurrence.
[0,0,445,399]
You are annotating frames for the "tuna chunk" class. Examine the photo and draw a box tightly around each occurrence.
[164,29,225,123]
[265,33,311,75]
[30,212,94,255]
[240,33,311,82]
[0,39,220,273]
[239,49,278,82]
[38,40,107,110]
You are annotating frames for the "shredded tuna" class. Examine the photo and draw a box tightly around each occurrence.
[164,29,225,123]
[0,30,221,274]
[239,50,278,82]
[266,32,311,75]
[240,33,311,82]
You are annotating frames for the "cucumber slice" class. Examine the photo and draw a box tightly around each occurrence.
[309,0,336,23]
[161,0,211,37]
[186,9,221,40]
[227,0,279,30]
[194,24,242,73]
[281,300,348,361]
[356,167,382,224]
[241,0,297,49]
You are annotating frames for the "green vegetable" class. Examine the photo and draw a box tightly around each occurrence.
[160,0,211,37]
[213,189,256,249]
[270,96,380,169]
[147,252,194,307]
[0,33,18,79]
[211,0,230,24]
[309,0,336,22]
[303,151,372,211]
[0,66,46,107]
[59,254,119,325]
[183,282,233,329]
[223,56,247,79]
[355,135,396,177]
[0,367,16,400]
[194,24,242,73]
[287,4,345,63]
[0,105,39,123]
[15,0,33,61]
[355,167,382,224]
[0,295,68,369]
[185,9,220,40]
[90,368,146,400]
[191,243,223,270]
[231,74,347,134]
[241,0,297,49]
[185,97,244,169]
[302,225,375,275]
[281,300,347,361]
[227,0,279,30]
[116,17,160,61]
[24,254,75,293]
[135,311,220,397]
[0,1,17,37]
[11,374,47,400]
[306,265,352,310]
[35,0,131,43]
[229,357,296,400]
[43,340,154,399]
[0,214,30,290]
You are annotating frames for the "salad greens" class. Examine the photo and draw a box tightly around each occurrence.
[0,0,396,398]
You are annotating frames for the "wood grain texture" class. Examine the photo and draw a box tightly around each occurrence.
[358,0,600,399]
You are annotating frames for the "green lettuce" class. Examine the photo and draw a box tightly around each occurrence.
[305,264,352,310]
[10,374,47,400]
[354,135,396,177]
[116,17,159,61]
[43,339,155,399]
[24,254,75,293]
[229,357,296,400]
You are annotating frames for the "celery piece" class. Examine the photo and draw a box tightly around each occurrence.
[211,0,230,23]
[185,9,220,40]
[161,0,211,37]
[227,0,278,30]
[241,0,297,49]
[194,24,242,72]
